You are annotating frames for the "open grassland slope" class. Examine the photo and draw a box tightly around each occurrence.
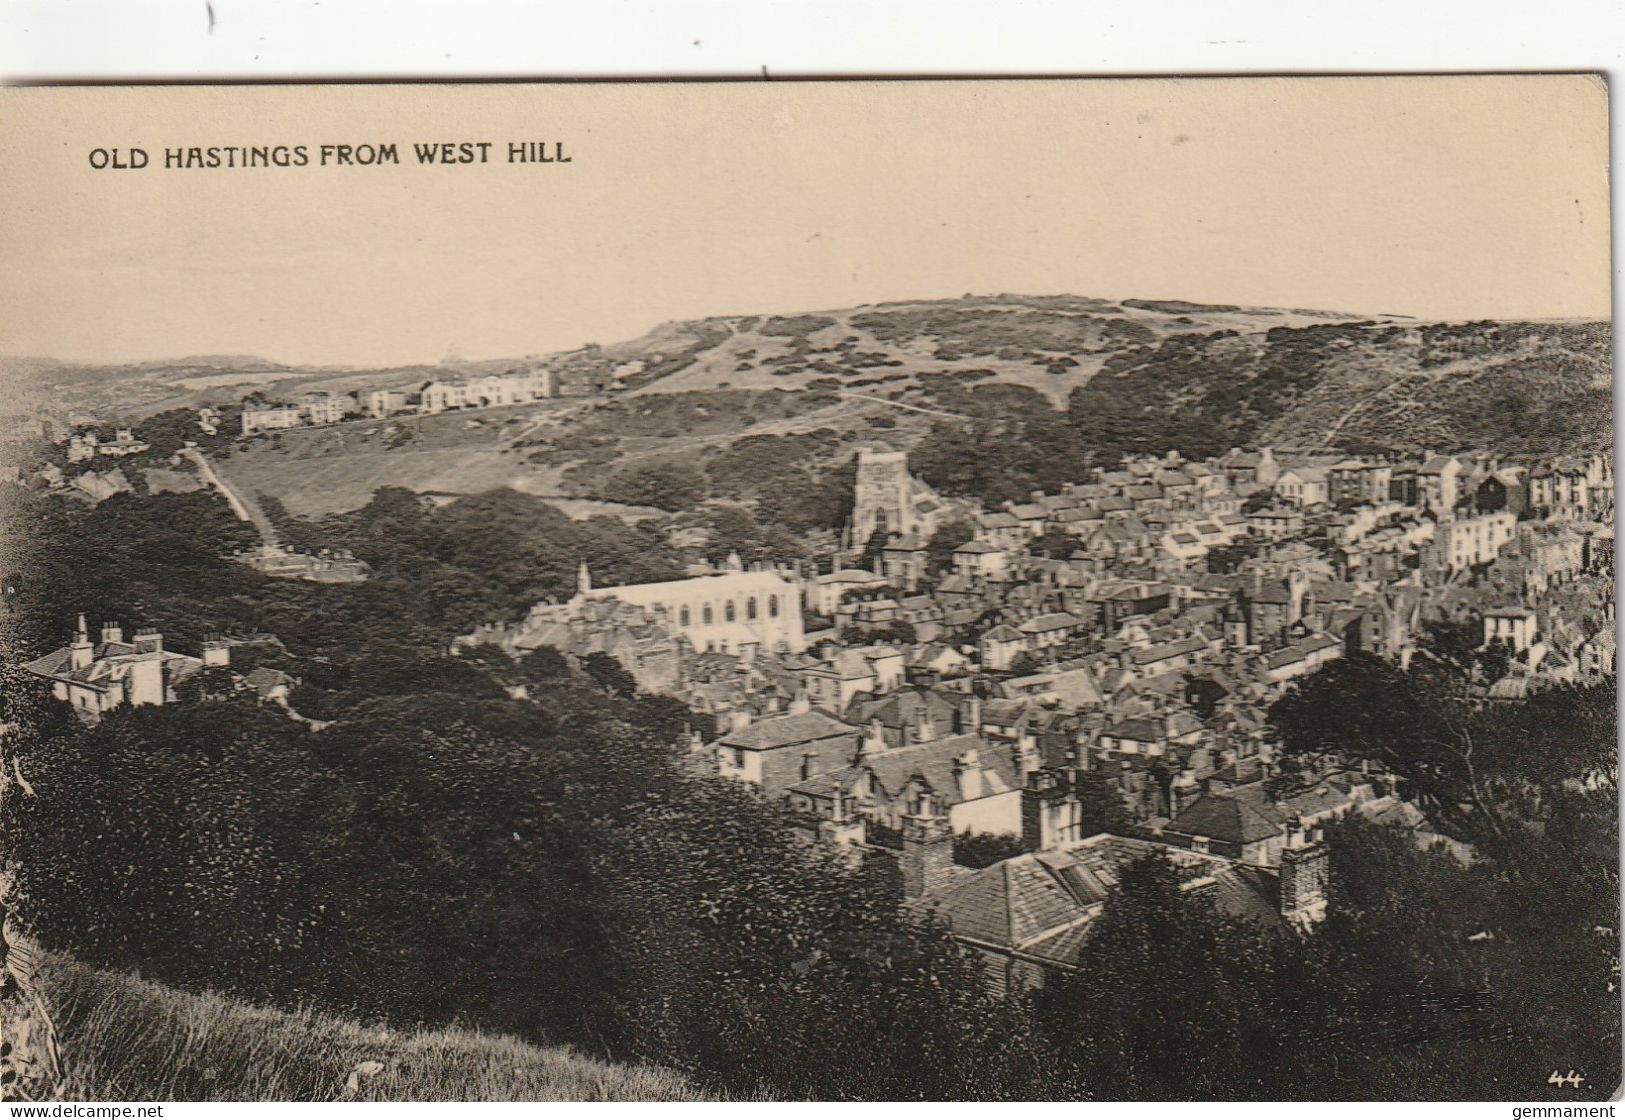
[18,296,1606,519]
[36,955,713,1102]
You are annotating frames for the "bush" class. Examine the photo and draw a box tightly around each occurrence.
[597,463,708,512]
[953,831,1024,869]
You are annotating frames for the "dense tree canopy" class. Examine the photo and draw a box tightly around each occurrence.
[1,481,1616,1101]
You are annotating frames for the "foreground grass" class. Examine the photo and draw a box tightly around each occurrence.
[37,956,713,1102]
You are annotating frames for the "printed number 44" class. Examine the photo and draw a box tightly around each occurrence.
[1549,1070,1586,1088]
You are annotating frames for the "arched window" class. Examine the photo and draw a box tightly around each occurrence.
[703,604,714,626]
[679,606,691,627]
[725,600,736,623]
[768,595,780,618]
[746,597,758,621]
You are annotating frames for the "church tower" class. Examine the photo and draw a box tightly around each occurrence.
[849,447,947,560]
[851,447,913,547]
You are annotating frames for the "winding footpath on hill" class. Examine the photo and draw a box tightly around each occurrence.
[182,447,281,548]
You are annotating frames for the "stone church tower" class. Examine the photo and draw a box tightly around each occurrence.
[851,447,914,546]
[848,447,947,557]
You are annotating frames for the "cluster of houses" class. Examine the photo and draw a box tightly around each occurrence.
[447,442,1613,987]
[15,425,1613,992]
[65,427,151,462]
[237,362,620,436]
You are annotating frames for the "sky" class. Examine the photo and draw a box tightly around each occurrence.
[0,76,1611,368]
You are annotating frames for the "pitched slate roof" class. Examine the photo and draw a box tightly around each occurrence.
[819,569,888,584]
[870,734,1017,799]
[1279,782,1357,820]
[1164,791,1283,844]
[1102,717,1164,743]
[1132,636,1207,665]
[932,853,1093,948]
[1042,666,1106,707]
[931,832,1285,961]
[977,696,1033,725]
[1249,580,1295,606]
[794,734,1018,809]
[24,639,201,690]
[1018,612,1084,634]
[845,689,961,734]
[718,710,859,751]
[1263,634,1343,670]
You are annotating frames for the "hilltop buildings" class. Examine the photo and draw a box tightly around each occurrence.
[238,364,563,436]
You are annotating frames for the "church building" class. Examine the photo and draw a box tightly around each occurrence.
[575,553,808,657]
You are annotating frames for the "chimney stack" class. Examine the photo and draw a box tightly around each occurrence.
[818,787,868,853]
[70,614,94,670]
[963,694,983,734]
[1279,818,1331,928]
[1016,731,1040,775]
[953,750,984,802]
[899,792,955,898]
[1021,768,1071,852]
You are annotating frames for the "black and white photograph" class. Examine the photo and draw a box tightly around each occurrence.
[0,74,1616,1103]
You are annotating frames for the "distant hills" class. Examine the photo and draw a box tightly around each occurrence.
[8,294,1610,517]
[570,294,1610,454]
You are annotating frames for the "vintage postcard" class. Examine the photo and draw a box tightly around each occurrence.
[0,77,1615,1103]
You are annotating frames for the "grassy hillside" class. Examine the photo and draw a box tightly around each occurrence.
[15,294,1609,518]
[37,955,711,1102]
[1065,317,1613,459]
[597,293,1368,403]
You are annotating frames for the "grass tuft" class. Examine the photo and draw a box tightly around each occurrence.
[36,955,712,1102]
